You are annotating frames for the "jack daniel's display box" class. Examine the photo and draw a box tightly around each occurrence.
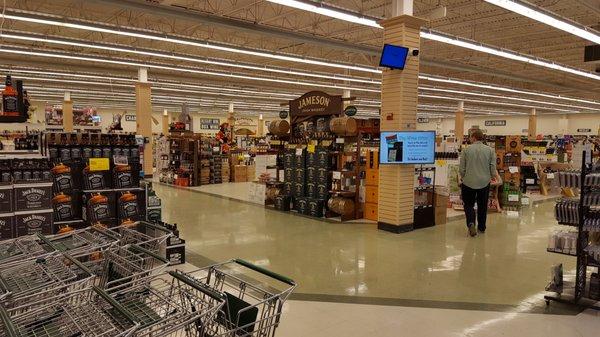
[14,182,53,211]
[14,209,53,236]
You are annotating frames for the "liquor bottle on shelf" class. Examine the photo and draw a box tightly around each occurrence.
[1,75,19,116]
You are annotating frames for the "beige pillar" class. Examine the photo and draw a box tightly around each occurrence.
[257,114,264,137]
[162,109,169,135]
[528,108,537,140]
[135,68,153,176]
[343,89,351,109]
[227,103,235,137]
[377,13,428,233]
[63,91,73,132]
[454,101,465,142]
[559,115,569,135]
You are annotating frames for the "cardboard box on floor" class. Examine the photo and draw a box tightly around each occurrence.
[234,165,247,182]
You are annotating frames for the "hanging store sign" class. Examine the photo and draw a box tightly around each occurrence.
[289,91,342,117]
[485,120,506,126]
[124,114,136,122]
[577,128,592,133]
[200,118,220,130]
[417,117,429,123]
[344,106,357,116]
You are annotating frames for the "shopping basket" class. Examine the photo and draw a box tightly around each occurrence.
[108,221,172,254]
[0,286,139,337]
[107,271,226,337]
[44,226,120,257]
[0,234,55,268]
[73,244,170,292]
[178,259,296,337]
[0,253,95,311]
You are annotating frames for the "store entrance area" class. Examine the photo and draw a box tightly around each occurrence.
[155,183,600,336]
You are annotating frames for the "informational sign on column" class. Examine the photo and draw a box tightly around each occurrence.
[379,131,435,164]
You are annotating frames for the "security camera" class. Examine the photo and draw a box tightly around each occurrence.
[411,49,420,57]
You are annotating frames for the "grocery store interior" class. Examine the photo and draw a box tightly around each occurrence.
[2,0,600,336]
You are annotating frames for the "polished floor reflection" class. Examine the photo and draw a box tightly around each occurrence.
[155,184,576,308]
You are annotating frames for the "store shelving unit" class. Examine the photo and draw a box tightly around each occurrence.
[545,150,600,310]
[414,166,436,229]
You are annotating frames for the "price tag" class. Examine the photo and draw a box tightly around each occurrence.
[213,147,220,152]
[526,178,535,185]
[336,138,344,144]
[113,155,128,166]
[509,166,519,174]
[307,144,316,153]
[521,197,530,205]
[547,173,555,179]
[295,148,303,156]
[332,171,342,179]
[89,158,110,171]
[508,194,519,202]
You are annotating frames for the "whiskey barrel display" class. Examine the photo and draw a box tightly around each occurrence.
[268,120,290,136]
[327,196,355,216]
[265,186,281,202]
[329,117,357,136]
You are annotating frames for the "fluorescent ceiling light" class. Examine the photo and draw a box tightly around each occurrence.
[0,32,380,85]
[420,94,577,113]
[484,0,600,45]
[266,0,381,28]
[420,29,600,81]
[0,46,379,93]
[0,10,379,74]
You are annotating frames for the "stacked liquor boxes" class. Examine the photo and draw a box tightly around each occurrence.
[276,147,331,218]
[143,181,162,224]
[47,132,145,229]
[210,154,226,184]
[0,158,54,240]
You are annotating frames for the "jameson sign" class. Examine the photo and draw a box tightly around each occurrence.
[289,91,342,117]
[485,120,506,126]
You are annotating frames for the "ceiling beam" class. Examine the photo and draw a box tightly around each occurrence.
[577,0,600,16]
[85,0,380,56]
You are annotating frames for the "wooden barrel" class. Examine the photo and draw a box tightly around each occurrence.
[266,187,280,202]
[269,120,290,136]
[327,196,355,216]
[329,117,357,136]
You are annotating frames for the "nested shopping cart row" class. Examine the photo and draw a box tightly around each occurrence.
[0,221,172,268]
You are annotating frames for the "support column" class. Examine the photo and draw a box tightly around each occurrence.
[227,103,235,137]
[528,108,537,140]
[162,109,169,135]
[454,101,465,143]
[343,89,351,109]
[63,91,73,132]
[377,10,428,233]
[257,114,264,137]
[559,115,569,135]
[135,68,153,177]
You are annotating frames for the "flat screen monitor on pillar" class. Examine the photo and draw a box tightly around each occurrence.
[379,131,436,164]
[379,44,410,70]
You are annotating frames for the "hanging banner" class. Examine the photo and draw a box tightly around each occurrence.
[124,114,136,122]
[200,118,220,130]
[485,120,506,126]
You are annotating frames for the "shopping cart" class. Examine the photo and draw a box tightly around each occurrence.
[0,286,139,337]
[108,221,172,254]
[0,234,55,268]
[0,253,95,311]
[44,226,120,257]
[107,271,226,337]
[74,244,170,292]
[178,259,296,337]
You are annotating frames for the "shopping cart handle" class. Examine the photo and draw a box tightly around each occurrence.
[139,221,172,234]
[0,305,18,337]
[92,286,139,324]
[128,244,170,264]
[63,254,95,277]
[36,233,60,252]
[91,225,121,240]
[234,259,296,286]
[168,271,225,301]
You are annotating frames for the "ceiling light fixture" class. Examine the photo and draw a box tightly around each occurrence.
[483,0,600,45]
[0,10,379,74]
[266,0,381,28]
[0,46,380,92]
[0,32,380,85]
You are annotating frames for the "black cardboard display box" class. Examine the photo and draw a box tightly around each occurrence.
[83,167,113,190]
[52,191,82,222]
[14,182,53,212]
[308,199,325,217]
[51,161,84,194]
[274,195,291,211]
[14,209,53,236]
[0,212,13,240]
[0,184,13,213]
[146,207,162,223]
[166,240,186,266]
[117,189,146,223]
[82,191,117,223]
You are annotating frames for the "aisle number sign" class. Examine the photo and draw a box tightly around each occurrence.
[89,158,110,171]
